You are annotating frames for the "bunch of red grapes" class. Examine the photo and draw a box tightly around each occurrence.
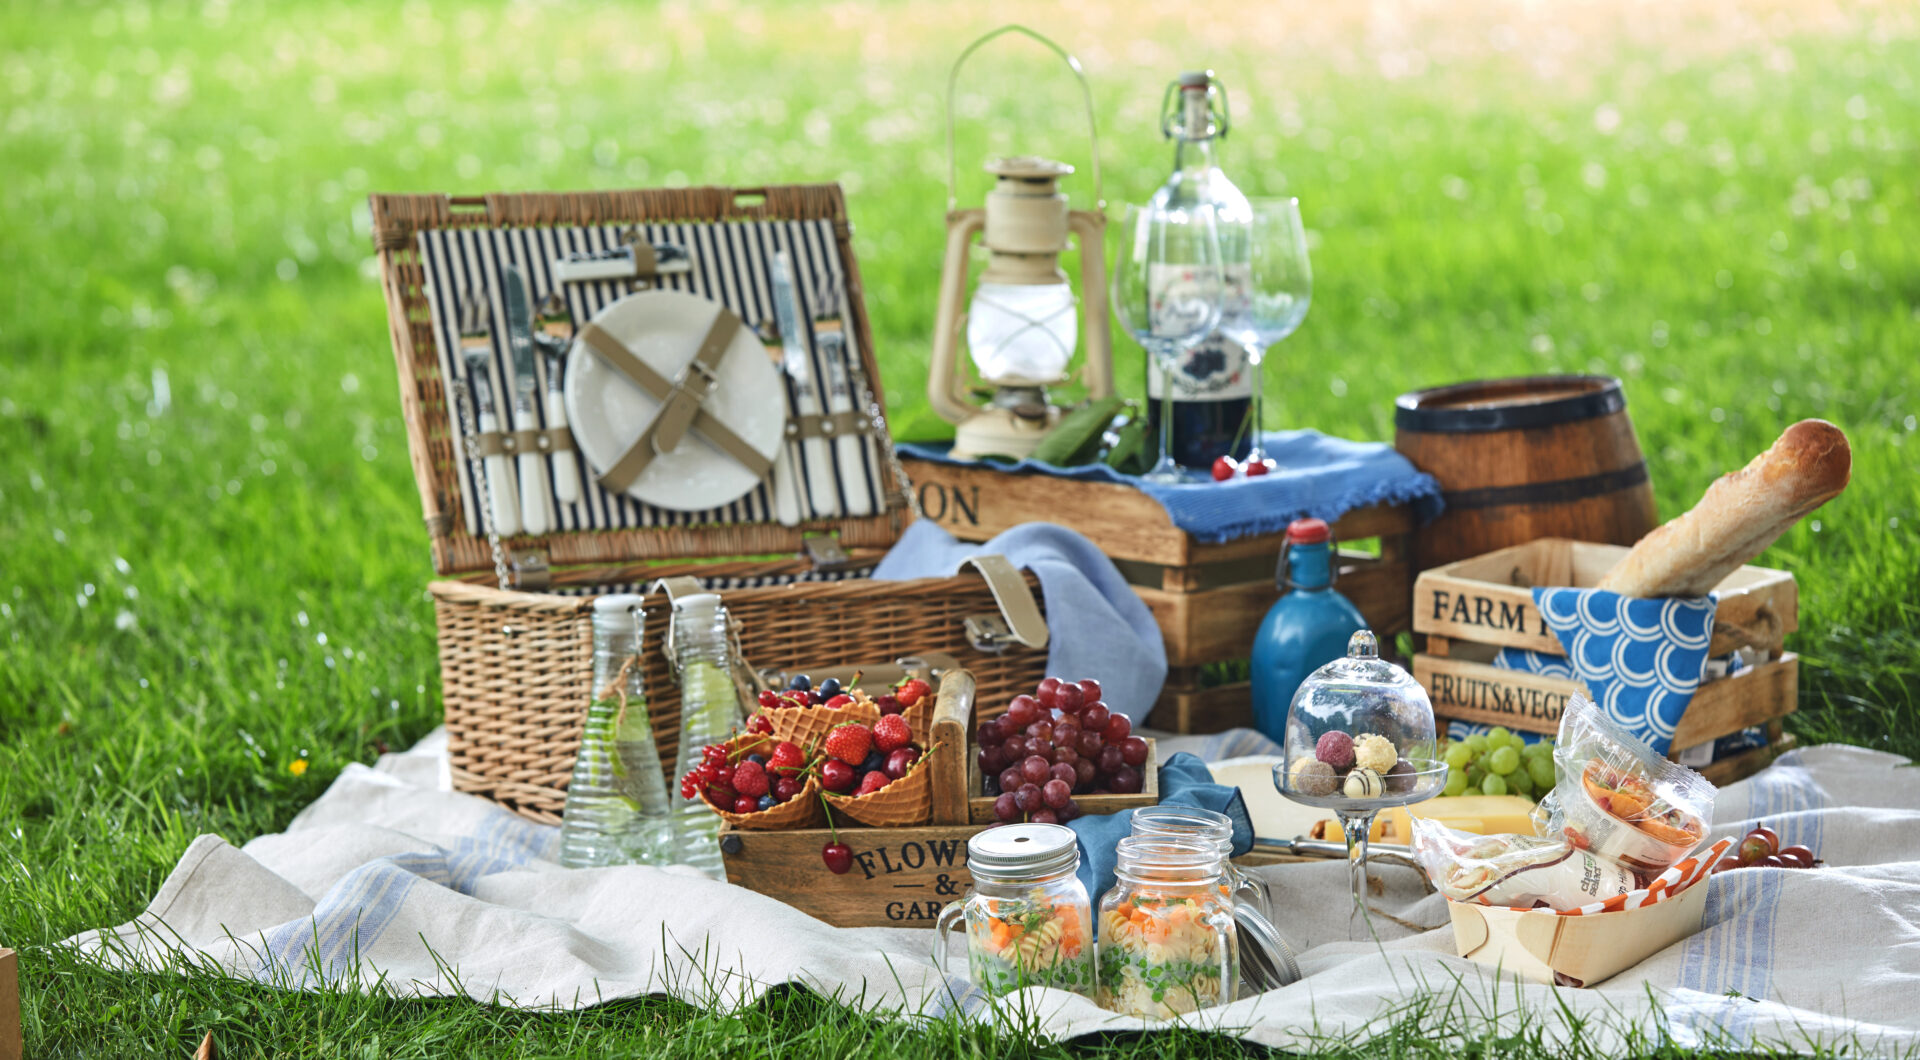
[977,676,1151,825]
[1711,822,1819,873]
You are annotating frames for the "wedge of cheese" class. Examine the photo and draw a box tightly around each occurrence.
[1375,796,1542,842]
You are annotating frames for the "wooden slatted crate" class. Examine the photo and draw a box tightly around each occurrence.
[899,457,1413,733]
[1411,538,1800,777]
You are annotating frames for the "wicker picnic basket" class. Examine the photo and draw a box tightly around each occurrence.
[370,184,1051,825]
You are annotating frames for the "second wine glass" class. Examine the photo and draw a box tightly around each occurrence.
[1111,202,1225,483]
[1220,197,1311,472]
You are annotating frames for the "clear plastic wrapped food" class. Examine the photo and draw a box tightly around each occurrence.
[933,824,1094,997]
[1097,836,1236,1019]
[1536,696,1714,873]
[1410,816,1645,911]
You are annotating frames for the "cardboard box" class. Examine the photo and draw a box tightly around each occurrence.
[1445,878,1709,987]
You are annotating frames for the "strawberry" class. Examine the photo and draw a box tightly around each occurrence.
[767,741,805,777]
[856,770,890,796]
[826,693,856,708]
[872,713,911,753]
[894,678,932,708]
[732,759,769,798]
[824,723,873,765]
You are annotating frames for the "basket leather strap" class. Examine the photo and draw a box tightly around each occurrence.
[577,314,774,492]
[958,554,1049,651]
[469,427,574,458]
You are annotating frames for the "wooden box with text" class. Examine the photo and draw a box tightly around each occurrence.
[717,668,1158,927]
[1412,539,1799,773]
[899,456,1414,732]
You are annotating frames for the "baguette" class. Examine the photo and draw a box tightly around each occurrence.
[1596,419,1850,598]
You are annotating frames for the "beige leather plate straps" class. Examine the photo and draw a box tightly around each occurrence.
[577,306,774,493]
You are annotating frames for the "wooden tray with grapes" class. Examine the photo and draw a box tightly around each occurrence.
[712,668,1158,928]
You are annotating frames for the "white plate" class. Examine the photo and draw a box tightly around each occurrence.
[565,290,785,512]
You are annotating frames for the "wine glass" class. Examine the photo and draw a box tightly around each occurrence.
[1112,202,1225,483]
[1220,198,1311,472]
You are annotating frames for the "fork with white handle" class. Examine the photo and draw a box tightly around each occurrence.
[458,290,521,537]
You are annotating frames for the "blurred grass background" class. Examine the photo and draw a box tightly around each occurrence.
[1,0,1917,1055]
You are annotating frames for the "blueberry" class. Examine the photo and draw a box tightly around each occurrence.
[757,795,774,811]
[861,750,887,774]
[787,674,812,692]
[747,754,767,767]
[818,677,842,698]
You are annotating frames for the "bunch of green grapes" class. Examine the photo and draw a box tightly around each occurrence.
[1441,727,1558,800]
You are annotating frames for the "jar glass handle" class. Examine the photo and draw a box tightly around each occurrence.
[931,898,968,973]
[1204,908,1237,1010]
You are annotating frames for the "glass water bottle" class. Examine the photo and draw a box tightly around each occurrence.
[667,592,744,880]
[558,595,674,868]
[1145,70,1254,470]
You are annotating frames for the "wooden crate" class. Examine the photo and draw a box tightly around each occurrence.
[1411,538,1800,773]
[1,948,17,1060]
[899,457,1414,732]
[718,667,1158,927]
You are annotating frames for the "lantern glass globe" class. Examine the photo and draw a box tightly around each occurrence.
[965,281,1078,384]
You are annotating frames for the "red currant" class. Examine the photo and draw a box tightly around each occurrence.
[1211,456,1237,481]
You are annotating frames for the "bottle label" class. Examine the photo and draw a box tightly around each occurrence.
[1144,263,1253,401]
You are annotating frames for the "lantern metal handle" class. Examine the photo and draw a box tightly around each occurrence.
[944,24,1103,213]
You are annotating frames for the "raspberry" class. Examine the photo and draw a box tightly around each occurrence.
[824,723,873,765]
[732,760,769,798]
[872,714,911,753]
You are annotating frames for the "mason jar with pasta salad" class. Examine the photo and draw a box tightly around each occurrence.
[1097,835,1237,1018]
[933,823,1095,997]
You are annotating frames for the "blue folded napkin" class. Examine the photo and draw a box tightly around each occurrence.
[898,428,1443,544]
[1065,752,1252,925]
[1493,587,1717,755]
[870,520,1168,723]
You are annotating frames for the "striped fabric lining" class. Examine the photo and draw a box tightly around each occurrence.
[417,219,887,538]
[546,565,876,597]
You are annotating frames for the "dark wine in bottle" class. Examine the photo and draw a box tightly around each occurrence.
[1144,340,1252,468]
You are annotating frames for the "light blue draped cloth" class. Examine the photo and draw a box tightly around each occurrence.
[870,520,1168,723]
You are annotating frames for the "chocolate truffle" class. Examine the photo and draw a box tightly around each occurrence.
[1354,733,1398,774]
[1344,767,1385,799]
[1315,731,1356,770]
[1385,758,1417,794]
[1290,755,1338,797]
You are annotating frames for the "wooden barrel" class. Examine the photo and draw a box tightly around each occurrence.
[1395,376,1659,571]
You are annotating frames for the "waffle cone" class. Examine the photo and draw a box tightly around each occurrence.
[698,733,825,830]
[823,747,937,827]
[765,701,881,750]
[903,696,934,746]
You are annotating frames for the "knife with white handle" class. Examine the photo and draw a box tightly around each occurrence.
[535,294,581,507]
[500,264,554,537]
[811,274,873,518]
[771,252,839,520]
[755,320,804,527]
[462,346,521,538]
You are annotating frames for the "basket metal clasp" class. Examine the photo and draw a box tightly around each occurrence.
[509,549,552,591]
[963,614,1017,654]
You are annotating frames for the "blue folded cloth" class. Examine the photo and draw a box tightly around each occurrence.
[1493,587,1717,755]
[898,429,1443,544]
[1066,752,1253,924]
[870,520,1168,722]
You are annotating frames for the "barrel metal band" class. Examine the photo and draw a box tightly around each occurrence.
[1440,461,1651,511]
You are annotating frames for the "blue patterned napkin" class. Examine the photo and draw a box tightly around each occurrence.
[1493,587,1716,755]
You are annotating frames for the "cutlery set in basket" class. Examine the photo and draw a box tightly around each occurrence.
[370,185,1055,824]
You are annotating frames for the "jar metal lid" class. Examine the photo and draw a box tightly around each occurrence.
[592,593,644,617]
[967,823,1079,880]
[1234,904,1302,992]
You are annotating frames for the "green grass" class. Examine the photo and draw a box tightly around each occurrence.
[2,0,1917,1056]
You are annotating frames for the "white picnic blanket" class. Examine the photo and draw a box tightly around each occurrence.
[66,734,1920,1054]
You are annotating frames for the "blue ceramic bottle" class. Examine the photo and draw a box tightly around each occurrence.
[1251,518,1368,742]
